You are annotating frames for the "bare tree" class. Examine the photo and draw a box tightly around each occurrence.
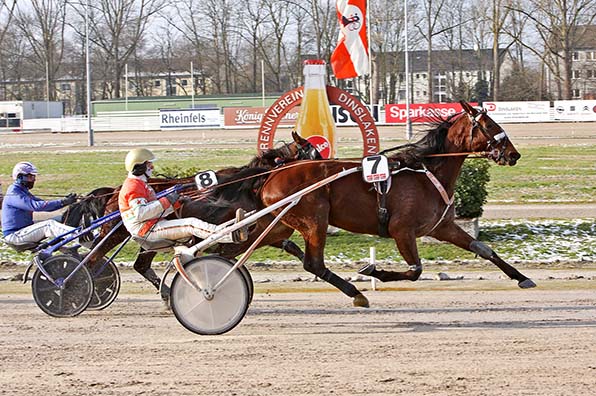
[14,0,68,101]
[507,0,596,99]
[0,0,16,47]
[370,0,405,103]
[258,0,292,92]
[414,0,449,103]
[74,0,166,99]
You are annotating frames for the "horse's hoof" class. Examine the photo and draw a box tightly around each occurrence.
[358,263,375,276]
[518,279,537,289]
[353,294,369,308]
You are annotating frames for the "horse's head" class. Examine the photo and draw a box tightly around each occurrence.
[291,131,323,160]
[460,101,521,166]
[251,133,322,168]
[61,187,115,227]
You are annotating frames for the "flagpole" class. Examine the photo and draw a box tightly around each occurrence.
[367,0,373,107]
[404,0,412,140]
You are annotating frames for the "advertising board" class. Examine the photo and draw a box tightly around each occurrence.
[385,103,474,123]
[159,108,221,129]
[223,106,299,128]
[553,100,596,121]
[483,101,550,123]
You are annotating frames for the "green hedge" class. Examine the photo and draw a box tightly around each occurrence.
[454,160,491,218]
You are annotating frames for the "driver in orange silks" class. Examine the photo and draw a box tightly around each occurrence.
[118,148,248,245]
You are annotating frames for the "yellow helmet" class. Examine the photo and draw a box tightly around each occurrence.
[125,148,156,172]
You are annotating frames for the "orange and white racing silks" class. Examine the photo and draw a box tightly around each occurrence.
[118,174,236,243]
[118,175,178,237]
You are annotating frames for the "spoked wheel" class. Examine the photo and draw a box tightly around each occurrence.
[87,258,120,310]
[31,255,93,318]
[170,256,249,335]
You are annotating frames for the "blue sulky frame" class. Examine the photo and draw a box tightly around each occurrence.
[21,182,195,317]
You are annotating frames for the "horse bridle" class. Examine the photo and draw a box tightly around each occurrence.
[295,140,323,160]
[468,110,509,162]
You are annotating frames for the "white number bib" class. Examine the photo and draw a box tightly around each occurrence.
[195,170,218,190]
[362,155,390,183]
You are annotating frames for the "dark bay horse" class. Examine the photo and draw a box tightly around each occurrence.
[66,140,318,295]
[258,101,535,307]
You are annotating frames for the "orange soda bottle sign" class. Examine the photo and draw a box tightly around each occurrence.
[306,135,332,158]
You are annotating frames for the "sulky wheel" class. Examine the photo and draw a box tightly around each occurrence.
[220,256,254,305]
[170,256,249,335]
[87,258,120,311]
[237,264,254,305]
[31,254,93,318]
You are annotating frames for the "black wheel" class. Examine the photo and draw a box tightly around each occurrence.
[31,255,93,317]
[87,259,120,310]
[237,264,254,305]
[170,256,249,335]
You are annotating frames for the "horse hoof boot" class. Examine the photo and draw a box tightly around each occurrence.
[358,263,375,276]
[518,279,537,289]
[353,294,369,308]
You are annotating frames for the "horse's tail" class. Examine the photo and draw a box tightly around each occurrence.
[62,186,116,228]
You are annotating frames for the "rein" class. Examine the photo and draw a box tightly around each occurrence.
[425,151,488,158]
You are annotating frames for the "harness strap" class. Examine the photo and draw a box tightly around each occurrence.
[391,166,454,235]
[423,167,452,206]
[375,180,390,237]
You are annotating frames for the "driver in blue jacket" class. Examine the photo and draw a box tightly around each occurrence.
[1,162,77,248]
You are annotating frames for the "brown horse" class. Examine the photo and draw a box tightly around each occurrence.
[66,140,318,296]
[258,101,535,307]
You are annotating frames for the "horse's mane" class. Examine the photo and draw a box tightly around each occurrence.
[62,186,116,227]
[208,166,269,203]
[191,166,269,221]
[246,143,293,168]
[385,112,461,167]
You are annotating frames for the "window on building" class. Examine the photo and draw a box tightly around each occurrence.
[466,72,470,77]
[587,51,596,60]
[422,73,427,79]
[154,80,161,87]
[399,73,404,82]
[587,70,595,78]
[572,70,580,79]
[60,83,71,91]
[572,89,581,98]
[416,74,420,79]
[181,79,188,86]
[572,52,579,61]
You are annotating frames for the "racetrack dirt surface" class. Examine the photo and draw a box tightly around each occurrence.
[1,267,595,396]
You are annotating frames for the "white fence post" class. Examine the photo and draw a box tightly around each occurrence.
[369,246,377,291]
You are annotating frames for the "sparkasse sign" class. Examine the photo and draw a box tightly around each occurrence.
[385,103,476,123]
[159,108,221,129]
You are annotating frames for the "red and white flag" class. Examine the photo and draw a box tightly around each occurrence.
[331,0,369,79]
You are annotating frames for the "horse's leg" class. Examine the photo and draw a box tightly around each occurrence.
[430,221,536,288]
[360,230,423,282]
[268,239,305,262]
[299,224,369,307]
